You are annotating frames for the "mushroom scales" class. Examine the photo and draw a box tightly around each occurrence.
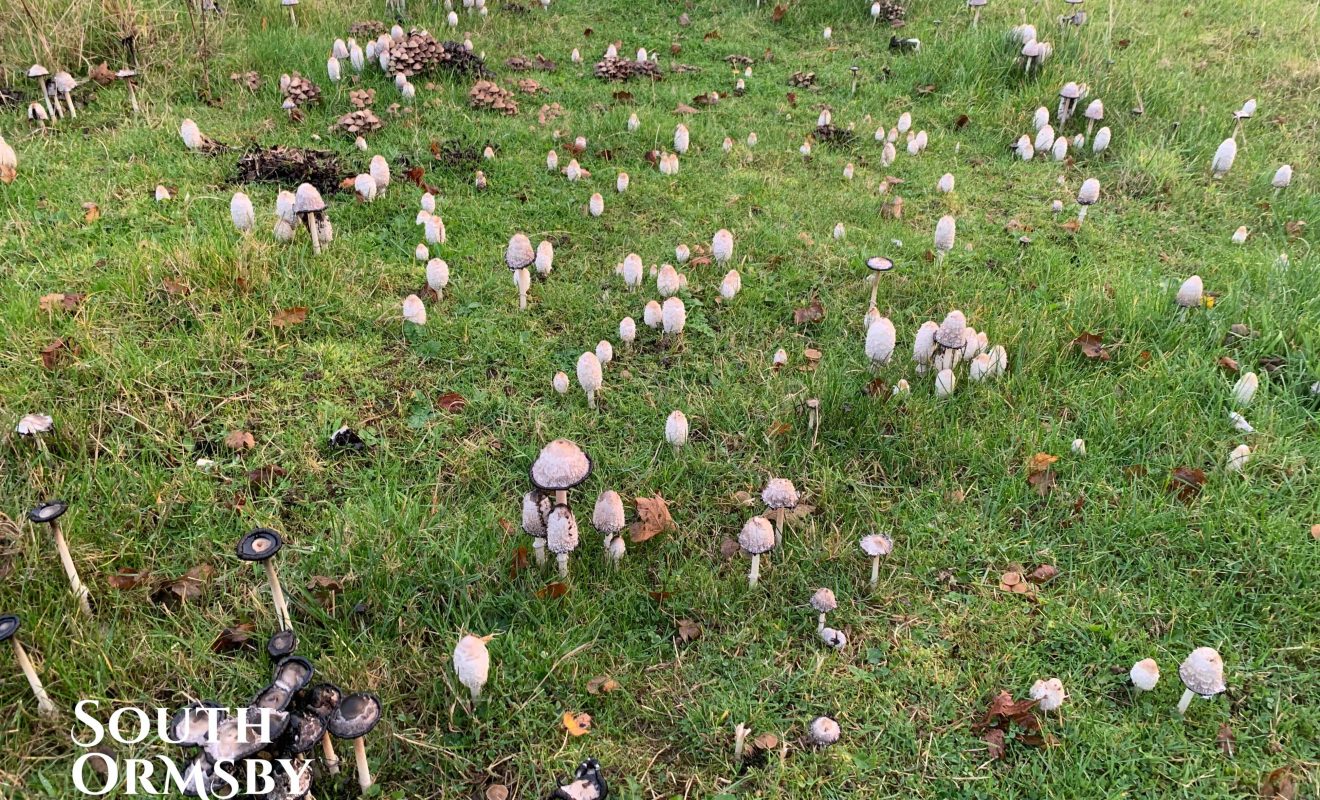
[1211,138,1237,179]
[546,504,581,578]
[865,317,896,366]
[859,533,893,588]
[761,478,798,547]
[1029,678,1066,712]
[530,439,592,506]
[665,410,689,448]
[712,229,734,265]
[661,297,686,338]
[592,491,625,541]
[933,215,956,260]
[809,716,840,746]
[577,352,603,409]
[1177,647,1226,714]
[738,517,775,586]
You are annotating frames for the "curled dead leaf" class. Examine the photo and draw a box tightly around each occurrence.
[437,392,467,413]
[271,306,309,328]
[107,567,150,590]
[586,676,621,695]
[677,618,702,642]
[152,564,215,607]
[225,430,256,450]
[537,581,568,599]
[83,202,101,223]
[562,711,592,736]
[212,623,257,654]
[1168,467,1206,502]
[793,298,825,325]
[629,495,675,543]
[1072,332,1111,361]
[1026,452,1059,497]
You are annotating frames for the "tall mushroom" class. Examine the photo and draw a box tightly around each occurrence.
[327,693,382,793]
[665,410,689,450]
[1082,99,1103,137]
[283,0,299,26]
[453,633,493,705]
[369,155,390,195]
[577,351,603,409]
[761,478,798,548]
[738,517,775,587]
[1211,138,1237,179]
[1076,177,1101,225]
[0,616,57,718]
[293,183,327,254]
[864,255,894,309]
[810,588,836,632]
[933,215,956,262]
[619,253,644,290]
[859,533,892,588]
[28,65,55,121]
[53,72,77,118]
[967,0,987,27]
[1231,372,1258,407]
[1130,658,1160,694]
[230,192,255,233]
[237,528,293,631]
[28,502,92,617]
[523,490,551,566]
[1177,647,1226,714]
[1057,82,1082,127]
[535,240,554,276]
[426,259,450,300]
[506,233,535,310]
[592,490,625,546]
[712,228,734,265]
[865,316,896,368]
[662,297,686,342]
[545,504,580,579]
[529,439,592,507]
[1175,275,1204,310]
[117,69,141,114]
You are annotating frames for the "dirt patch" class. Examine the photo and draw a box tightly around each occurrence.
[234,146,345,193]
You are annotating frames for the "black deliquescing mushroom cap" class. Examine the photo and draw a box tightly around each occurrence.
[0,614,20,643]
[326,692,382,739]
[237,528,284,561]
[328,426,365,450]
[866,256,895,272]
[296,682,343,720]
[267,629,297,661]
[27,500,68,524]
[277,711,326,755]
[252,682,295,712]
[205,708,289,762]
[171,702,226,747]
[272,656,314,694]
[551,758,609,800]
[179,755,216,798]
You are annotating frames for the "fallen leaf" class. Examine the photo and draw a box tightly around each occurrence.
[1026,452,1059,497]
[982,728,1006,759]
[562,711,591,736]
[915,83,937,95]
[766,420,791,438]
[750,732,778,752]
[1284,220,1305,240]
[1218,356,1240,373]
[404,165,440,195]
[1061,219,1081,234]
[771,4,787,21]
[719,538,741,559]
[82,202,101,223]
[508,545,530,578]
[703,29,721,40]
[1260,767,1297,799]
[1168,467,1206,502]
[1217,723,1235,757]
[162,278,191,296]
[225,430,255,450]
[1311,524,1320,541]
[152,564,215,606]
[673,103,699,115]
[955,114,970,130]
[89,62,116,85]
[107,567,150,590]
[247,465,288,486]
[1028,564,1059,584]
[629,495,675,543]
[212,623,257,654]
[865,377,890,397]
[586,676,621,695]
[793,298,825,325]
[803,348,822,368]
[40,338,77,369]
[677,618,702,642]
[1072,332,1111,361]
[271,306,308,328]
[437,392,467,413]
[536,582,568,599]
[784,504,815,522]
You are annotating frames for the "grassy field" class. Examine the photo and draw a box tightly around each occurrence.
[1,0,1319,797]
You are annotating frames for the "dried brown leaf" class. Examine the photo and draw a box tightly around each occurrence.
[982,728,1006,759]
[537,581,568,599]
[225,430,255,450]
[1168,467,1206,502]
[271,306,308,328]
[1217,723,1235,757]
[771,4,787,22]
[212,623,257,654]
[586,676,622,694]
[629,495,675,543]
[676,618,702,642]
[1028,564,1059,584]
[40,338,77,369]
[152,564,215,606]
[719,538,741,559]
[562,711,591,736]
[793,298,825,325]
[1072,332,1111,361]
[108,567,150,590]
[1026,452,1059,497]
[437,392,467,413]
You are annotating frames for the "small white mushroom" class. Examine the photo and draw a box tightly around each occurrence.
[1227,411,1254,433]
[402,294,427,326]
[661,297,686,338]
[720,270,742,300]
[843,162,854,180]
[1030,678,1067,713]
[327,56,341,82]
[738,517,775,587]
[675,244,690,263]
[674,124,689,154]
[420,193,436,213]
[933,216,956,260]
[1130,658,1160,693]
[545,504,580,579]
[1231,226,1249,244]
[809,716,840,746]
[552,372,569,394]
[546,150,559,171]
[819,627,847,649]
[865,318,896,367]
[230,192,255,233]
[619,317,636,346]
[595,340,614,367]
[935,368,956,398]
[712,229,734,265]
[619,253,644,290]
[643,300,663,329]
[859,534,892,587]
[657,264,684,297]
[616,172,630,192]
[1052,136,1068,162]
[1211,138,1237,179]
[179,118,205,151]
[772,348,788,369]
[665,410,689,449]
[426,259,450,299]
[588,192,604,217]
[577,352,603,409]
[1071,438,1086,456]
[809,588,836,630]
[1082,98,1104,135]
[747,132,758,147]
[592,490,626,542]
[1177,647,1226,714]
[155,185,171,202]
[354,174,377,202]
[881,141,896,166]
[832,222,846,240]
[1227,444,1251,473]
[415,243,429,261]
[369,154,391,194]
[627,112,639,131]
[1092,126,1111,154]
[1272,164,1292,190]
[968,353,993,382]
[452,634,492,703]
[913,321,938,365]
[762,478,798,547]
[1076,178,1101,224]
[535,241,554,276]
[1175,275,1204,309]
[937,173,955,193]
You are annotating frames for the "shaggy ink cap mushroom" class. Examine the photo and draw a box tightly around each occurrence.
[327,692,382,739]
[866,256,894,272]
[237,528,285,561]
[277,711,327,755]
[1179,647,1226,698]
[293,183,325,215]
[170,701,225,747]
[1131,659,1160,691]
[809,716,840,746]
[762,478,798,510]
[593,491,625,535]
[273,656,315,694]
[529,439,592,492]
[739,517,775,554]
[810,588,837,614]
[299,682,343,720]
[206,708,289,761]
[0,615,20,644]
[935,310,968,349]
[27,500,68,524]
[267,629,297,662]
[506,233,535,270]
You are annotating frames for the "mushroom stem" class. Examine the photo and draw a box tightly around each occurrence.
[850,75,858,95]
[972,7,980,27]
[306,215,322,254]
[1077,206,1088,225]
[39,79,55,120]
[288,5,298,26]
[556,553,569,579]
[748,554,761,587]
[64,90,77,118]
[808,408,820,447]
[50,89,67,119]
[50,521,92,617]
[1177,688,1195,715]
[868,276,879,310]
[554,490,567,506]
[870,556,880,588]
[127,83,141,114]
[533,543,547,566]
[1086,119,1095,138]
[263,559,293,631]
[518,285,527,310]
[12,639,57,717]
[587,389,596,409]
[816,612,826,632]
[773,507,785,548]
[733,722,748,761]
[353,736,372,792]
[321,732,341,774]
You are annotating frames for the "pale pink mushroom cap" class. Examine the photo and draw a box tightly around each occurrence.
[529,439,592,491]
[738,517,775,554]
[1179,648,1226,697]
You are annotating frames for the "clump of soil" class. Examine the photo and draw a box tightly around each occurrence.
[235,146,345,193]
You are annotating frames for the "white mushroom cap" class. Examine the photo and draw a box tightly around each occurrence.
[662,297,686,334]
[534,240,554,274]
[665,410,689,447]
[738,517,775,554]
[355,174,378,201]
[810,588,837,613]
[933,215,956,254]
[576,351,603,394]
[402,294,427,325]
[896,111,912,133]
[1178,647,1226,697]
[595,340,613,366]
[761,478,798,510]
[1093,126,1111,153]
[180,118,204,150]
[522,491,548,536]
[1130,658,1160,691]
[772,348,788,368]
[552,372,569,394]
[589,193,604,216]
[1212,138,1237,177]
[913,321,938,365]
[1231,372,1258,406]
[935,310,968,349]
[1272,164,1292,189]
[453,634,491,697]
[1059,81,1081,99]
[506,233,534,270]
[859,534,892,557]
[819,627,847,649]
[426,259,450,291]
[619,317,636,343]
[720,270,742,300]
[1235,98,1256,119]
[275,190,296,223]
[28,64,50,78]
[1077,178,1101,205]
[1175,275,1204,308]
[16,413,54,435]
[968,353,993,382]
[1083,99,1104,120]
[1227,443,1251,472]
[1029,678,1067,711]
[643,301,663,328]
[712,228,734,264]
[657,264,683,296]
[935,368,956,397]
[809,716,840,745]
[369,154,391,190]
[592,490,625,534]
[293,183,325,214]
[530,439,592,491]
[545,505,580,555]
[52,71,76,92]
[230,192,255,232]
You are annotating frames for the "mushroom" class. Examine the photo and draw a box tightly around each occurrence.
[300,682,343,772]
[0,615,58,717]
[252,655,314,711]
[28,501,92,617]
[619,317,636,347]
[596,340,614,367]
[1177,647,1226,714]
[589,192,604,217]
[282,0,299,25]
[657,264,685,297]
[1170,276,1205,312]
[1272,164,1292,193]
[1232,98,1255,139]
[230,192,255,233]
[1076,178,1100,224]
[643,300,662,329]
[863,255,894,310]
[665,410,689,450]
[933,310,968,371]
[772,348,788,369]
[546,504,580,578]
[661,297,686,340]
[1071,438,1087,456]
[619,253,644,290]
[237,528,293,631]
[0,135,16,179]
[426,259,450,300]
[1052,136,1068,162]
[843,162,855,180]
[402,294,427,326]
[933,215,956,262]
[267,629,297,662]
[553,759,609,800]
[1057,82,1082,126]
[865,317,896,368]
[720,270,742,300]
[1030,678,1067,715]
[453,633,493,704]
[833,222,846,240]
[28,65,55,121]
[116,69,141,113]
[530,439,592,506]
[935,368,956,397]
[293,183,327,254]
[1130,658,1160,693]
[25,101,49,130]
[859,533,892,588]
[327,693,382,792]
[530,240,554,277]
[369,154,390,195]
[810,588,836,631]
[809,716,840,746]
[506,233,535,309]
[761,478,798,547]
[1092,126,1111,154]
[1211,138,1237,179]
[819,627,847,649]
[53,72,76,118]
[712,228,734,265]
[592,490,625,544]
[675,244,691,263]
[577,351,603,409]
[805,397,822,446]
[1227,443,1251,473]
[747,132,758,147]
[522,490,551,566]
[1083,99,1103,136]
[738,517,775,587]
[674,124,689,154]
[1231,372,1258,406]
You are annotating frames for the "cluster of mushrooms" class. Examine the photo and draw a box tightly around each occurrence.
[519,438,632,579]
[861,301,1008,398]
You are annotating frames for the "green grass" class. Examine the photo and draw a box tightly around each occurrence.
[1,0,1318,797]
